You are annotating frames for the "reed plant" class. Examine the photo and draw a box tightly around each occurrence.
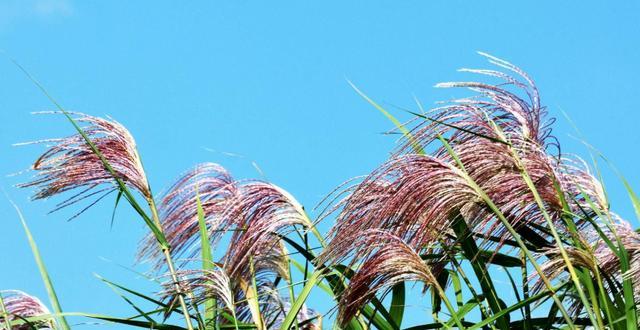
[2,54,639,329]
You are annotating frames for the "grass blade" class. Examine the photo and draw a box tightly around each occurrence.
[279,269,324,330]
[389,283,405,329]
[8,199,71,330]
[348,81,425,154]
[451,215,509,330]
[196,189,217,329]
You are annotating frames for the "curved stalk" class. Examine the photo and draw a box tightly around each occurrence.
[147,197,195,330]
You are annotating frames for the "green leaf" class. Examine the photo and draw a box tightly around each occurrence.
[86,314,187,330]
[279,229,396,330]
[196,189,217,329]
[431,271,449,318]
[290,259,332,296]
[348,81,425,154]
[9,199,71,330]
[95,274,156,323]
[407,109,510,146]
[389,283,405,329]
[468,282,570,330]
[478,250,523,268]
[451,214,509,330]
[444,297,482,328]
[279,269,324,330]
[110,189,124,229]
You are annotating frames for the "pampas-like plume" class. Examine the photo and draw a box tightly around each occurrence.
[318,54,612,325]
[141,163,308,281]
[161,268,235,317]
[138,163,237,267]
[140,164,312,327]
[592,220,640,294]
[330,230,439,325]
[222,181,310,282]
[533,217,640,314]
[0,290,53,330]
[533,246,596,293]
[320,154,476,265]
[398,53,605,248]
[18,112,150,218]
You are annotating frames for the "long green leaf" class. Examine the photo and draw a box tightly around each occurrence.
[196,189,217,329]
[95,274,156,323]
[444,297,482,328]
[389,283,405,328]
[348,81,425,154]
[468,282,570,330]
[278,235,384,330]
[452,215,508,330]
[279,269,324,330]
[9,199,71,330]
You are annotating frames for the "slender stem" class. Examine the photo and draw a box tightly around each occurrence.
[286,261,299,330]
[147,197,195,330]
[592,261,615,327]
[521,251,532,330]
[432,280,464,329]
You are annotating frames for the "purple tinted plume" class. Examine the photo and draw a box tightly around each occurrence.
[0,290,53,329]
[138,163,236,267]
[330,230,439,325]
[396,53,605,247]
[222,181,310,282]
[18,112,149,217]
[161,268,235,317]
[319,154,476,267]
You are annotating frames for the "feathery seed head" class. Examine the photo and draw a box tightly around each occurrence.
[333,230,439,325]
[18,112,149,218]
[0,290,53,330]
[138,162,236,267]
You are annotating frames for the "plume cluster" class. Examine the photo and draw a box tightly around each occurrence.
[18,112,149,218]
[320,53,609,324]
[532,216,640,316]
[14,55,634,329]
[139,162,236,266]
[143,163,317,328]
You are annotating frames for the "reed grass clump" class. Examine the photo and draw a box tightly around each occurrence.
[3,54,640,329]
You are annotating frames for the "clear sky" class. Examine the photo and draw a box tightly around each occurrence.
[0,1,639,328]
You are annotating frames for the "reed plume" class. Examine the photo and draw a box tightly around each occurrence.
[18,112,150,218]
[138,162,236,267]
[0,290,53,330]
[331,230,440,325]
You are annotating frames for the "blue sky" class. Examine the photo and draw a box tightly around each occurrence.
[0,1,639,328]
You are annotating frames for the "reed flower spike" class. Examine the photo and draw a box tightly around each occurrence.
[138,162,236,267]
[18,112,150,218]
